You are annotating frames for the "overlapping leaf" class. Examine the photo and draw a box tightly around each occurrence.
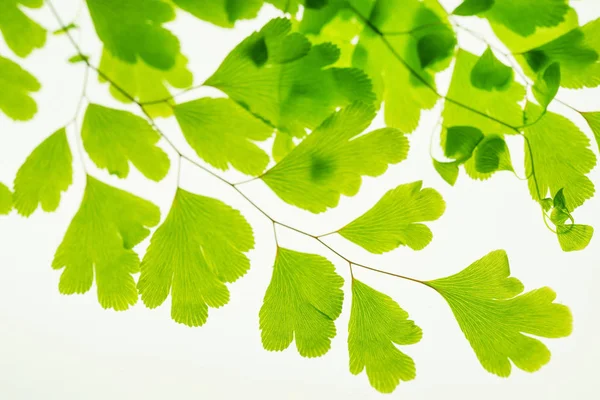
[427,250,572,376]
[0,0,46,57]
[13,128,73,216]
[259,248,344,357]
[82,104,170,181]
[138,189,254,327]
[0,55,40,121]
[174,98,273,176]
[349,279,422,393]
[481,0,570,37]
[53,176,160,310]
[339,181,445,253]
[174,0,263,27]
[581,111,600,152]
[0,182,12,215]
[262,102,408,213]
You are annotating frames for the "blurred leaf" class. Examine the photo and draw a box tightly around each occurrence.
[0,55,40,121]
[581,111,600,152]
[0,182,12,215]
[173,0,263,27]
[483,0,570,37]
[0,0,46,57]
[453,0,494,16]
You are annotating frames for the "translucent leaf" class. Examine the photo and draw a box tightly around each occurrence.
[82,104,170,181]
[272,131,295,162]
[206,19,374,138]
[453,0,494,16]
[532,62,561,109]
[0,55,40,121]
[470,47,513,91]
[53,176,160,310]
[427,250,572,377]
[581,111,600,152]
[98,49,193,118]
[483,0,570,37]
[174,98,273,176]
[474,134,513,174]
[444,126,484,161]
[0,0,46,57]
[524,103,596,210]
[86,0,179,69]
[259,248,343,357]
[173,0,263,27]
[262,103,408,213]
[53,22,78,35]
[433,160,459,186]
[0,182,12,215]
[416,30,457,69]
[339,181,445,253]
[556,224,594,252]
[13,128,72,216]
[348,279,422,393]
[138,189,254,327]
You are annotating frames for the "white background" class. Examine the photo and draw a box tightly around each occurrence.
[1,1,599,399]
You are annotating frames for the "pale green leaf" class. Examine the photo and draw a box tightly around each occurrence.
[174,98,273,176]
[86,0,179,69]
[524,103,596,210]
[349,279,422,393]
[173,0,263,27]
[0,55,40,121]
[581,111,600,152]
[82,104,170,181]
[433,160,459,186]
[339,181,445,253]
[272,131,296,162]
[470,47,513,91]
[556,224,594,252]
[53,176,160,310]
[262,102,408,213]
[0,0,46,57]
[98,49,193,118]
[0,182,12,215]
[259,248,343,357]
[483,0,570,37]
[13,128,72,216]
[453,0,494,16]
[532,62,561,109]
[138,189,254,327]
[427,250,572,377]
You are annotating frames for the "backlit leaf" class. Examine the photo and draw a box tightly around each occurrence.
[0,55,40,121]
[0,0,46,57]
[444,126,484,161]
[13,128,72,216]
[339,181,445,253]
[348,279,422,393]
[82,104,170,181]
[474,134,513,174]
[259,248,344,357]
[483,0,570,37]
[453,0,494,16]
[416,30,457,69]
[433,160,459,186]
[262,102,408,213]
[53,176,160,310]
[581,111,600,152]
[532,62,561,110]
[173,0,263,27]
[138,189,254,327]
[427,250,572,377]
[470,47,513,91]
[0,182,12,215]
[556,224,594,252]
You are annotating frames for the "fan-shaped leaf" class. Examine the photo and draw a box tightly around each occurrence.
[173,0,263,27]
[474,134,513,174]
[532,62,561,109]
[470,47,513,91]
[0,0,46,57]
[483,0,570,37]
[453,0,494,16]
[0,55,40,121]
[444,126,484,161]
[0,182,12,215]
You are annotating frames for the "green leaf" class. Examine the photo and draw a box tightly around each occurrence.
[53,22,78,35]
[444,126,484,161]
[98,49,193,118]
[433,160,460,186]
[581,112,600,152]
[272,131,296,162]
[348,279,422,393]
[556,224,594,252]
[453,0,494,16]
[86,0,179,69]
[474,134,513,174]
[68,54,89,64]
[339,181,445,253]
[0,55,40,121]
[53,176,160,310]
[553,188,567,211]
[0,182,12,215]
[138,189,254,327]
[81,104,170,181]
[483,0,570,37]
[206,19,374,138]
[0,0,46,57]
[259,248,344,357]
[173,0,263,27]
[470,47,514,91]
[262,102,408,213]
[416,30,457,69]
[532,62,561,109]
[174,98,273,176]
[524,103,596,211]
[427,250,572,377]
[13,128,72,216]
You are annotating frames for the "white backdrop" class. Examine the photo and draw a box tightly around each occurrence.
[1,1,599,399]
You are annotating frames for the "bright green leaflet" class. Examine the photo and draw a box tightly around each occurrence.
[482,0,570,37]
[205,18,375,145]
[174,98,273,176]
[259,248,344,357]
[427,250,572,377]
[444,126,484,161]
[13,128,72,217]
[524,104,596,211]
[53,176,160,310]
[0,55,40,121]
[81,104,170,181]
[348,279,422,393]
[173,0,263,27]
[549,205,594,252]
[473,134,513,174]
[532,62,561,110]
[339,181,445,253]
[470,47,513,91]
[138,189,254,327]
[0,182,12,215]
[98,49,193,118]
[433,160,460,186]
[453,0,494,16]
[262,102,408,213]
[86,0,179,70]
[0,0,46,57]
[581,112,600,152]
